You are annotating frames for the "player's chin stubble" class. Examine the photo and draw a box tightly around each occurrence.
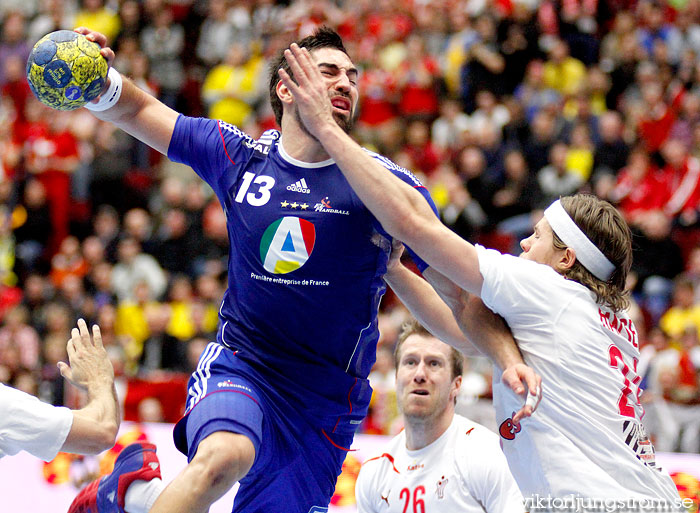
[294,104,354,138]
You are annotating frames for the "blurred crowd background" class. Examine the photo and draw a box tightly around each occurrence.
[1,0,700,452]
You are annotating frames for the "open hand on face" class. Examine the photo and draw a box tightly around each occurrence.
[278,44,337,139]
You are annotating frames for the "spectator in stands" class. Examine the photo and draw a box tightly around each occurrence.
[201,42,265,128]
[0,304,39,371]
[139,303,188,374]
[0,11,30,88]
[542,38,586,97]
[395,34,440,121]
[660,277,700,342]
[566,122,595,182]
[73,0,121,44]
[111,237,167,303]
[431,98,470,155]
[12,179,51,275]
[23,107,79,255]
[195,0,241,67]
[50,236,88,288]
[661,323,700,453]
[594,111,630,176]
[140,7,184,108]
[538,142,583,206]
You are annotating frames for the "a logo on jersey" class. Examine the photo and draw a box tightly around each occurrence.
[623,419,657,468]
[217,380,253,393]
[435,476,449,499]
[314,196,350,215]
[499,415,521,440]
[260,217,316,274]
[308,508,328,513]
[287,178,311,194]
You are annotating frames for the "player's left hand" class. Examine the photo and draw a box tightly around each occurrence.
[502,363,542,425]
[59,319,113,391]
[278,44,336,138]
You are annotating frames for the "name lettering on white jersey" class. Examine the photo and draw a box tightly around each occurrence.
[599,309,638,348]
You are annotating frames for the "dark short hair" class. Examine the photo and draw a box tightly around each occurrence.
[394,319,464,380]
[268,26,349,126]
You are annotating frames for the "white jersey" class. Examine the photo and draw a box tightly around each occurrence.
[476,246,681,505]
[0,383,72,461]
[355,414,524,513]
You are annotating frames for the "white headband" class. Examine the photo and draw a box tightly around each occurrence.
[543,200,615,281]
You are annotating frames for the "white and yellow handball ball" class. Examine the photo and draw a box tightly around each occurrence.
[26,30,108,111]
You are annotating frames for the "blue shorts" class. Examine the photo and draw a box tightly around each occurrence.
[173,343,354,513]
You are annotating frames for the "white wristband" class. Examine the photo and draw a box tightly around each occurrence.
[85,67,123,112]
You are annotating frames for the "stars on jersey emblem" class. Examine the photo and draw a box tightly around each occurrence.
[281,200,309,210]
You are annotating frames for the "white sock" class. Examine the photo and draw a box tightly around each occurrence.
[124,478,165,513]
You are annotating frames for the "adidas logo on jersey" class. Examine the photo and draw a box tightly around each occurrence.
[287,179,311,194]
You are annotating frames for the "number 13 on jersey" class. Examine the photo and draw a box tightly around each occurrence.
[235,172,275,206]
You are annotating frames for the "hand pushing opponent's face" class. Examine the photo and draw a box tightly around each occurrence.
[296,47,359,134]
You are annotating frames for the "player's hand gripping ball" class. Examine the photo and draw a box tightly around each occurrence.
[26,30,108,111]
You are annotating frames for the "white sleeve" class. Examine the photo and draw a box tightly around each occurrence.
[476,245,568,326]
[461,431,525,513]
[0,384,73,461]
[355,462,380,513]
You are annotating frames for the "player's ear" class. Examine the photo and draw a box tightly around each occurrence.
[276,79,294,106]
[451,375,462,403]
[558,247,577,272]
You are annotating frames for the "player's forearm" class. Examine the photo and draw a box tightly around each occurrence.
[317,123,483,295]
[386,265,479,356]
[317,123,436,244]
[62,381,120,454]
[422,267,523,367]
[454,294,524,370]
[88,73,178,155]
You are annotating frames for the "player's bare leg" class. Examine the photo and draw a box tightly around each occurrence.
[150,431,255,513]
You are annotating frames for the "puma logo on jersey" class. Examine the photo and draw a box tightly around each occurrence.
[287,178,311,194]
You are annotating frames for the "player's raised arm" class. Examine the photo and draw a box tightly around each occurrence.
[278,45,484,295]
[75,27,178,155]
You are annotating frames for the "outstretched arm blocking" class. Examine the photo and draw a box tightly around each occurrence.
[278,45,484,295]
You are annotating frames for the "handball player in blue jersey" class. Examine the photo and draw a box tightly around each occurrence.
[68,27,539,513]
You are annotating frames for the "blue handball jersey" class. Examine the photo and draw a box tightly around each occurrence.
[168,116,436,429]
